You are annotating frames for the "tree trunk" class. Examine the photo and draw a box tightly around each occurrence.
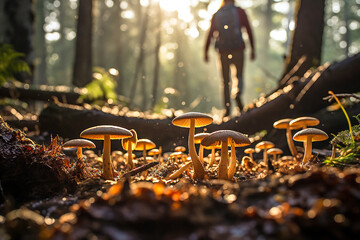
[39,54,360,152]
[72,0,93,88]
[151,2,162,109]
[3,0,34,83]
[281,0,325,82]
[114,0,124,95]
[33,0,47,85]
[95,0,106,68]
[129,3,150,106]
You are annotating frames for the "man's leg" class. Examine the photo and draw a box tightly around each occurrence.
[220,53,231,116]
[233,50,244,111]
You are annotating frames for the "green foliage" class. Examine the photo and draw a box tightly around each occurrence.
[0,43,31,86]
[324,115,360,167]
[78,67,117,105]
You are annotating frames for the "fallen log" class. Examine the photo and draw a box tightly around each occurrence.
[39,54,360,152]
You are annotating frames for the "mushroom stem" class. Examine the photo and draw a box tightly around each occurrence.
[228,141,237,180]
[76,147,83,160]
[209,148,216,167]
[168,162,192,179]
[302,136,313,166]
[330,143,336,160]
[263,148,268,169]
[286,127,298,157]
[189,119,205,180]
[143,143,147,164]
[103,134,114,180]
[249,152,253,160]
[127,142,134,169]
[218,139,229,179]
[199,145,204,163]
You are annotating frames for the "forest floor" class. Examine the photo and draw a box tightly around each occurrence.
[1,102,360,240]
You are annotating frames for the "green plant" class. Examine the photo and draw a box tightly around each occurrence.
[78,67,117,105]
[0,43,30,86]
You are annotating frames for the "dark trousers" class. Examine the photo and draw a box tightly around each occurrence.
[219,49,244,113]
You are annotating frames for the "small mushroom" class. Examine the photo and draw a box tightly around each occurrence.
[267,148,283,162]
[148,148,160,161]
[174,146,186,153]
[293,128,328,166]
[80,125,132,180]
[134,139,156,164]
[273,118,298,157]
[63,139,96,161]
[244,148,255,160]
[202,130,250,180]
[204,143,220,167]
[122,129,138,169]
[255,141,275,170]
[194,133,210,163]
[172,112,213,180]
[170,151,183,163]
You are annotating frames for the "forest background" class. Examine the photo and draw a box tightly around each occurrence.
[0,0,359,114]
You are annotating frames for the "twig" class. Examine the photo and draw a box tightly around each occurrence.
[122,161,159,178]
[323,93,360,102]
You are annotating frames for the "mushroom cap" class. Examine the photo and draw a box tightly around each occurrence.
[255,141,275,150]
[80,125,133,140]
[134,139,156,151]
[273,118,293,129]
[122,129,138,151]
[148,148,160,156]
[244,148,255,154]
[170,151,183,158]
[124,153,136,159]
[267,148,283,155]
[293,128,328,142]
[289,117,319,129]
[194,132,210,144]
[201,130,251,147]
[63,139,96,149]
[172,112,213,128]
[174,146,186,152]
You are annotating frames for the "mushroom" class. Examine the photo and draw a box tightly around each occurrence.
[202,130,250,180]
[148,148,160,160]
[289,116,320,130]
[80,125,132,180]
[204,143,220,167]
[267,148,283,162]
[244,148,255,161]
[172,112,213,180]
[255,141,275,170]
[194,132,210,163]
[170,151,183,163]
[273,118,298,157]
[134,139,156,164]
[62,139,96,161]
[168,161,192,180]
[293,128,328,166]
[122,129,138,169]
[174,146,186,153]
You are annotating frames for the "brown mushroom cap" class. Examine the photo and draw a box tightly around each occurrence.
[244,148,255,154]
[255,141,275,150]
[172,112,213,128]
[267,148,283,155]
[122,129,138,151]
[194,133,210,144]
[289,117,320,129]
[170,151,183,158]
[174,146,186,152]
[63,139,96,149]
[134,139,156,150]
[201,130,251,147]
[148,148,160,156]
[273,118,296,129]
[80,125,133,140]
[293,128,328,142]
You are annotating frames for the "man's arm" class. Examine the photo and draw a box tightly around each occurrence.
[204,16,216,62]
[239,8,255,60]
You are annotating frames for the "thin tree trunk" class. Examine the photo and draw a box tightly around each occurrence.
[141,63,147,110]
[72,0,93,88]
[281,0,325,81]
[113,0,124,95]
[33,0,47,85]
[95,0,106,68]
[58,0,69,85]
[151,2,162,109]
[129,3,150,106]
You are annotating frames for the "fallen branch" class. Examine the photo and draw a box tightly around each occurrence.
[122,161,159,178]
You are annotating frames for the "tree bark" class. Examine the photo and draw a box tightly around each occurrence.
[72,0,93,88]
[281,0,325,82]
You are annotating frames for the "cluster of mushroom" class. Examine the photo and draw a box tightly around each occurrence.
[62,125,157,181]
[273,116,328,167]
[171,112,251,180]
